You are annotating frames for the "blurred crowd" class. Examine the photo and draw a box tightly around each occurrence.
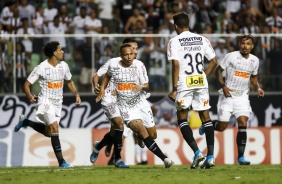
[0,0,282,93]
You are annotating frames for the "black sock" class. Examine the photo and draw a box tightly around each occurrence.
[24,119,46,135]
[178,120,199,152]
[212,120,219,131]
[237,126,247,159]
[51,133,64,165]
[97,132,114,150]
[143,136,166,161]
[203,120,214,156]
[113,129,123,160]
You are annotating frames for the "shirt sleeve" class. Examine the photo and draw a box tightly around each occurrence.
[64,63,72,81]
[27,65,41,84]
[97,59,111,77]
[220,53,231,70]
[167,39,179,61]
[204,38,216,60]
[138,62,149,84]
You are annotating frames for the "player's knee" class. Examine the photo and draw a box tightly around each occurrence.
[149,132,157,139]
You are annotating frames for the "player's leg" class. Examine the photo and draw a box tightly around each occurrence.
[236,115,251,165]
[127,119,173,168]
[14,114,47,136]
[175,91,204,169]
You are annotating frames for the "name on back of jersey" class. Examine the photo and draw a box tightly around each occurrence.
[179,37,203,46]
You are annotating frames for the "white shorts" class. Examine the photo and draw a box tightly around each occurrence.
[79,67,95,85]
[119,100,155,128]
[217,93,252,121]
[35,100,62,125]
[176,88,211,111]
[102,102,121,121]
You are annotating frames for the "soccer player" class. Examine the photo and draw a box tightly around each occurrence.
[90,38,146,168]
[14,41,81,168]
[199,35,265,165]
[167,12,217,169]
[96,43,174,168]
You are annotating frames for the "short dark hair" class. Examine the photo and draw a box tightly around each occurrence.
[173,12,189,29]
[120,43,132,54]
[122,38,136,44]
[237,34,255,44]
[43,41,60,58]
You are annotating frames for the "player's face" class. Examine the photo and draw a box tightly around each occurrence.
[127,42,138,58]
[239,38,254,56]
[121,46,134,67]
[54,45,64,61]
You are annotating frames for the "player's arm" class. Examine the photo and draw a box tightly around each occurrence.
[215,65,231,97]
[96,74,111,102]
[250,75,264,97]
[92,73,100,94]
[24,80,37,104]
[168,59,179,100]
[66,79,81,106]
[205,57,217,77]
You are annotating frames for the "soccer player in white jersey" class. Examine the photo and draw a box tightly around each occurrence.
[167,12,218,169]
[96,44,174,168]
[14,41,81,168]
[199,35,265,165]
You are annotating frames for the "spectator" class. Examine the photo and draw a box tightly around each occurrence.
[266,39,282,90]
[97,44,113,68]
[70,6,89,48]
[0,43,10,92]
[8,7,21,34]
[14,42,30,93]
[17,17,34,60]
[84,9,102,36]
[124,8,147,33]
[58,4,72,31]
[239,15,260,34]
[0,1,16,31]
[225,0,241,23]
[47,15,67,55]
[145,5,161,33]
[43,0,58,31]
[95,0,117,33]
[18,0,35,27]
[74,37,95,92]
[265,7,282,33]
[116,0,136,33]
[31,6,44,59]
[240,0,264,27]
[221,11,234,33]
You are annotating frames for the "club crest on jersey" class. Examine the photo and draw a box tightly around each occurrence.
[186,75,204,87]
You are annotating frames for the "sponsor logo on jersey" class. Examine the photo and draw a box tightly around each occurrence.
[186,75,204,87]
[47,81,63,89]
[117,83,136,90]
[179,37,203,46]
[234,70,250,78]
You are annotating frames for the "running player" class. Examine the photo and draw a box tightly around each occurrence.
[14,41,81,168]
[199,34,265,165]
[96,43,174,168]
[167,12,217,169]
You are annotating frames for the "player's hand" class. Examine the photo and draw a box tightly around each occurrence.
[75,96,81,106]
[257,88,264,97]
[28,95,37,104]
[96,90,105,103]
[132,84,142,93]
[94,84,100,94]
[222,86,232,98]
[168,91,177,101]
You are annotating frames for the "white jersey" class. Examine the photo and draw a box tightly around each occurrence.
[97,57,120,105]
[107,59,148,108]
[220,51,259,95]
[27,59,72,103]
[167,31,215,92]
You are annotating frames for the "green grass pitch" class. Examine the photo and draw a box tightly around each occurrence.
[0,165,281,184]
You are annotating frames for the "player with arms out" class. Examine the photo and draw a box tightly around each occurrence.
[96,44,174,168]
[14,41,81,168]
[199,35,265,165]
[167,12,218,169]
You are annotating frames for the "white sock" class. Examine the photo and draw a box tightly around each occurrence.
[135,144,141,164]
